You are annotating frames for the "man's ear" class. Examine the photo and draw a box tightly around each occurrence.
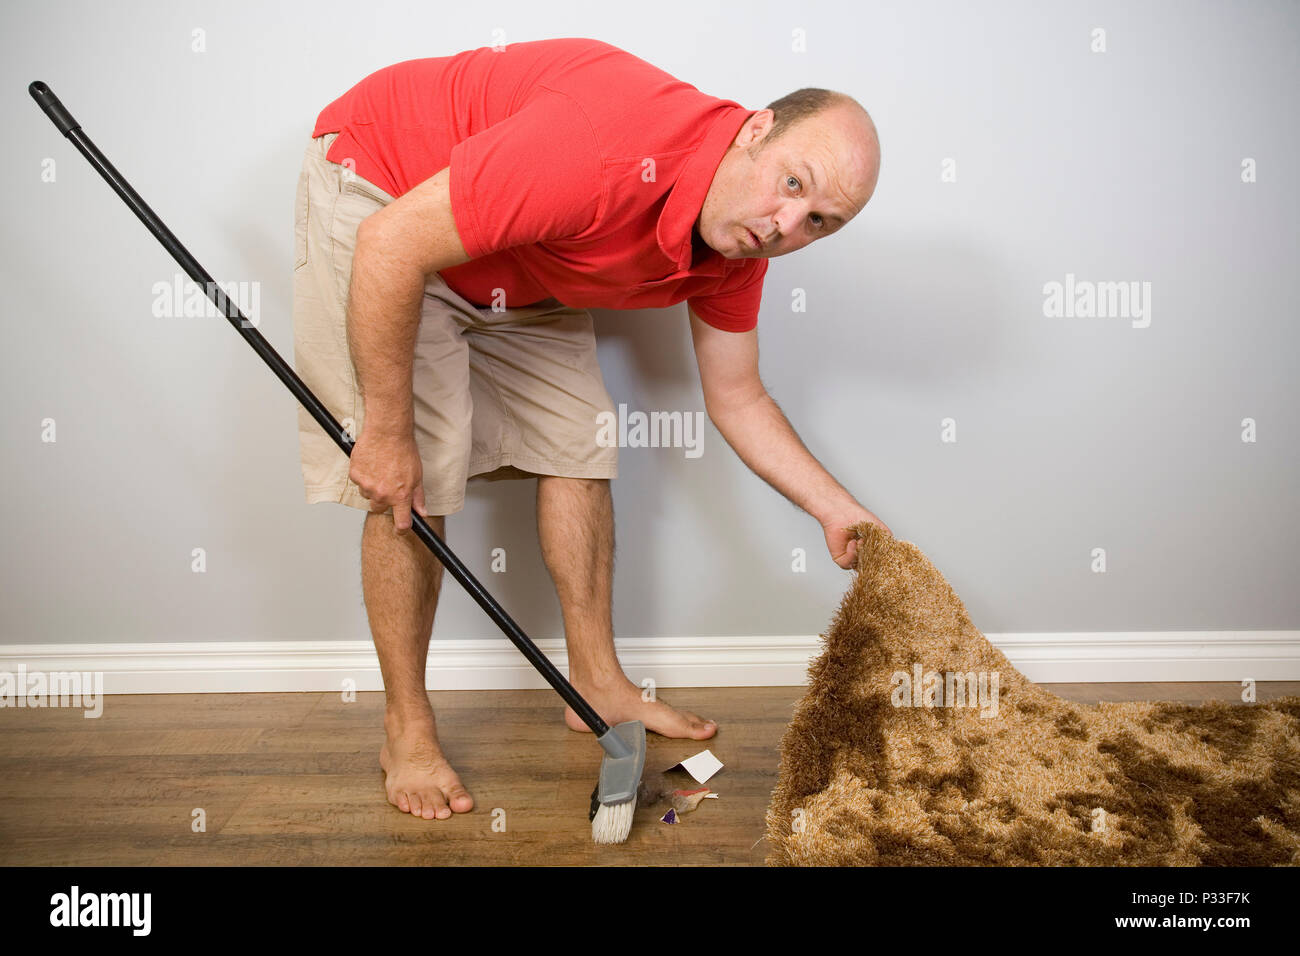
[738,108,774,148]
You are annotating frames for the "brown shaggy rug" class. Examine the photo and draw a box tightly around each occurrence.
[765,523,1300,866]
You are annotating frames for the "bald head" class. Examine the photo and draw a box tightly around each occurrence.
[760,89,874,146]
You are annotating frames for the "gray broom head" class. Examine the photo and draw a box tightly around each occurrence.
[591,720,646,844]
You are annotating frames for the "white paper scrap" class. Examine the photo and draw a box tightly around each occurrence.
[669,749,724,784]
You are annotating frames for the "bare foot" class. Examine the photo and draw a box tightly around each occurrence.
[564,676,717,739]
[379,714,475,820]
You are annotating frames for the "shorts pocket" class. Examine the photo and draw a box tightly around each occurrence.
[344,176,394,207]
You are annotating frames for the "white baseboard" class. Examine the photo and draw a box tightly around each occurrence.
[1,632,1297,695]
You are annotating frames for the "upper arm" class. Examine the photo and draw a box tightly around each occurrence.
[356,166,472,276]
[689,306,766,416]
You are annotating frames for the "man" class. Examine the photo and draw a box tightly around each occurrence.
[292,36,891,821]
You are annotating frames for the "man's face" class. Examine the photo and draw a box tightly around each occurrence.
[695,106,879,260]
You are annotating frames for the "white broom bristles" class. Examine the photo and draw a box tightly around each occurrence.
[591,797,636,844]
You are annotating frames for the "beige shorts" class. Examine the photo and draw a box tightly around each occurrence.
[291,131,618,516]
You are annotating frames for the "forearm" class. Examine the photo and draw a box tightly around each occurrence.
[345,226,425,437]
[708,393,859,523]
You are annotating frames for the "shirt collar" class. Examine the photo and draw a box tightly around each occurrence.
[657,105,756,277]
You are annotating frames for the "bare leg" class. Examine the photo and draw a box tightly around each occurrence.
[535,475,717,739]
[363,510,475,819]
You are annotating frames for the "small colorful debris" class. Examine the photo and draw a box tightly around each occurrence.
[671,786,712,815]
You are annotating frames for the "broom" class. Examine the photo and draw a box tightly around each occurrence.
[28,80,648,844]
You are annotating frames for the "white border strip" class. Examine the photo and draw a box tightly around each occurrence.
[0,632,1297,694]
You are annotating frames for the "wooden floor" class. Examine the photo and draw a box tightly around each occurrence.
[2,682,1296,866]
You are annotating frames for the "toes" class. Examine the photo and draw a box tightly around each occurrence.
[427,791,451,820]
[694,720,718,739]
[391,785,464,820]
[669,704,717,737]
[446,784,474,813]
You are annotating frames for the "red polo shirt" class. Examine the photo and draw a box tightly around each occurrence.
[311,37,767,332]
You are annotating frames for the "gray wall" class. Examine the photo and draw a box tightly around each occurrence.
[2,0,1296,647]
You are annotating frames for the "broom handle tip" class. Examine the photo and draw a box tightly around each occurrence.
[29,81,81,137]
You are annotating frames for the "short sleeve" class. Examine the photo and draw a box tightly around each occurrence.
[687,258,768,332]
[448,90,603,259]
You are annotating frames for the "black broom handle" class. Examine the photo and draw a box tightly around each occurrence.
[28,80,628,752]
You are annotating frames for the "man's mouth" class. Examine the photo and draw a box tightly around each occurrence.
[746,229,762,251]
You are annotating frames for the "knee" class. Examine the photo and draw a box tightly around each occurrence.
[538,475,609,500]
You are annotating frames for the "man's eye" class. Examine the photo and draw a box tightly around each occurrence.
[786,174,799,190]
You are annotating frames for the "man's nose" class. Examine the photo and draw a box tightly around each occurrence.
[768,202,801,242]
